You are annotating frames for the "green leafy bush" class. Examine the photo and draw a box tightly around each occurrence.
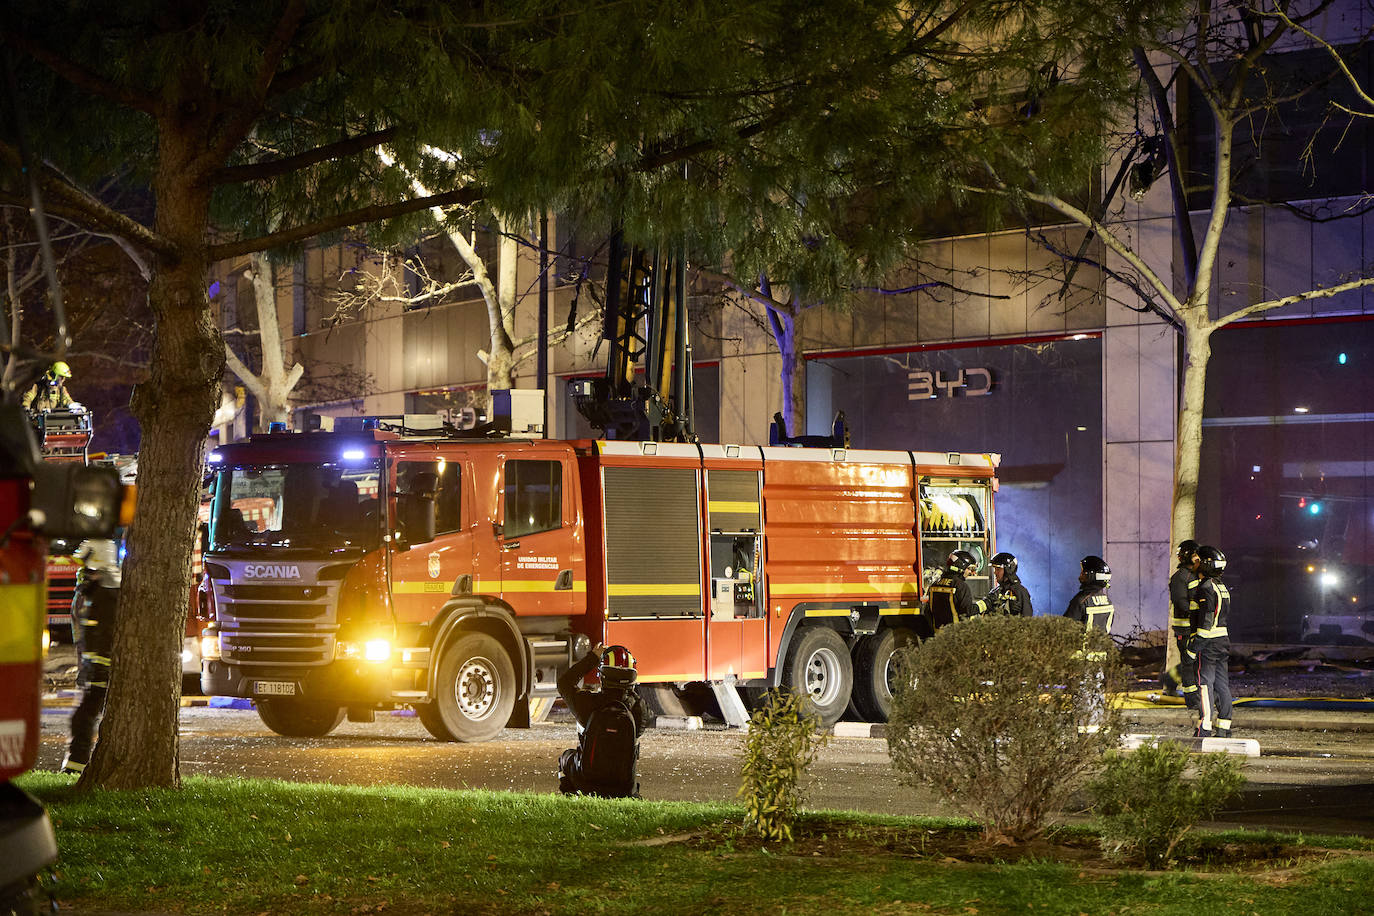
[1087,739,1246,867]
[737,689,828,841]
[887,615,1126,843]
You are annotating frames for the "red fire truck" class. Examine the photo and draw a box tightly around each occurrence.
[199,412,998,740]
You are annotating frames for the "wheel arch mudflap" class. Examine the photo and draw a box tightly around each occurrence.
[428,600,532,703]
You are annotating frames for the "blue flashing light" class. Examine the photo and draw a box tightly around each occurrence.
[362,418,380,430]
[207,451,223,464]
[1338,352,1348,365]
[1309,502,1322,515]
[341,448,366,463]
[268,421,288,433]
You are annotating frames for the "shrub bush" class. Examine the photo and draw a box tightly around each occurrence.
[737,688,828,841]
[1087,739,1246,867]
[886,614,1126,843]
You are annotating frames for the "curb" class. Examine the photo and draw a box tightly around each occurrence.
[1121,733,1261,757]
[654,715,704,730]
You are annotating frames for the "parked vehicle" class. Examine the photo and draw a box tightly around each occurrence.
[199,402,998,739]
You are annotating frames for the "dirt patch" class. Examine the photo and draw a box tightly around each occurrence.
[674,817,1367,874]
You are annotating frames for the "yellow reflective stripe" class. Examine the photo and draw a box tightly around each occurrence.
[393,580,587,594]
[708,500,758,514]
[879,607,922,616]
[805,608,851,617]
[1169,617,1191,627]
[495,580,588,593]
[772,581,924,597]
[0,583,44,664]
[82,653,112,665]
[1197,626,1228,638]
[608,583,701,597]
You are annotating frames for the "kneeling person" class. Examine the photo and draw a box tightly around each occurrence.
[557,643,646,798]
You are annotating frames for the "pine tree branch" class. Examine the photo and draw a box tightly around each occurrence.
[206,185,485,261]
[2,27,159,115]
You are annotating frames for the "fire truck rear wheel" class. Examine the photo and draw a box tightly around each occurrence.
[781,626,853,728]
[255,698,346,738]
[425,632,515,743]
[850,629,897,722]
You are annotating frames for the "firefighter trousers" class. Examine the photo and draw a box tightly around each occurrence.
[1194,636,1232,734]
[1173,631,1200,711]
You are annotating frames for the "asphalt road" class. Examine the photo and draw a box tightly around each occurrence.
[36,701,1374,837]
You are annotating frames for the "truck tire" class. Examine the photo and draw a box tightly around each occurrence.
[780,626,852,729]
[424,632,515,743]
[255,698,346,738]
[850,629,897,722]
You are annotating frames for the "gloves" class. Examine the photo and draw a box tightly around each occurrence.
[1182,635,1196,660]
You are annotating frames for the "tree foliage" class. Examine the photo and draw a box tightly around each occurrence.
[887,615,1127,843]
[2,0,1174,789]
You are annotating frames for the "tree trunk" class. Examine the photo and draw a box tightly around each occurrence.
[78,131,224,790]
[1170,319,1213,546]
[768,305,805,437]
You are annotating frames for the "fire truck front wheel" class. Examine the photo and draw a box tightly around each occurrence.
[255,698,346,738]
[421,632,515,743]
[781,626,853,728]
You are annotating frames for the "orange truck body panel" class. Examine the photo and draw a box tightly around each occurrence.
[202,427,997,726]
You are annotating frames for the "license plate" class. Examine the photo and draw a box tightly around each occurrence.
[253,680,296,696]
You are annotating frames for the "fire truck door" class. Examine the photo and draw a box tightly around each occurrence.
[390,458,472,619]
[496,452,577,616]
[705,470,767,681]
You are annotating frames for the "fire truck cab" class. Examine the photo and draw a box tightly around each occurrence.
[199,408,998,740]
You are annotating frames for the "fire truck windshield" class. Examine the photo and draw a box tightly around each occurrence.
[210,463,381,550]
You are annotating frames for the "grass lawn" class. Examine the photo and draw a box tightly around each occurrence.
[20,772,1374,915]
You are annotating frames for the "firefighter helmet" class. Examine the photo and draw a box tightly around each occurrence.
[600,644,638,689]
[990,551,1018,574]
[1196,545,1226,577]
[946,549,979,575]
[1176,539,1199,564]
[47,361,71,382]
[1080,555,1111,586]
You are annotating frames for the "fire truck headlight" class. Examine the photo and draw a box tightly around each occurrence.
[201,633,222,660]
[181,646,194,665]
[1321,572,1340,589]
[336,639,392,662]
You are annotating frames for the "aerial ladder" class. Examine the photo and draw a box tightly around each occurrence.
[569,234,695,442]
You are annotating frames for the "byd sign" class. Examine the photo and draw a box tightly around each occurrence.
[907,367,993,400]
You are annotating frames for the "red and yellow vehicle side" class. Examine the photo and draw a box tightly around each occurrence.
[200,424,997,740]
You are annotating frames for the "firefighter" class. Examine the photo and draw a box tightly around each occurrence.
[1191,546,1232,738]
[63,533,123,774]
[1063,555,1114,631]
[975,551,1033,616]
[21,360,75,414]
[556,643,647,798]
[923,549,979,629]
[1165,539,1202,716]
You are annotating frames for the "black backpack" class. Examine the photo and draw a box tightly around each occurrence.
[576,696,639,797]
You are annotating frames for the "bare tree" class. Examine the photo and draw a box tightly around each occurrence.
[221,252,303,430]
[982,1,1374,547]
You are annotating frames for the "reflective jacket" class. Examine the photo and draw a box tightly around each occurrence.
[1064,585,1114,631]
[976,573,1033,617]
[1169,564,1197,637]
[1192,576,1230,639]
[924,571,974,628]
